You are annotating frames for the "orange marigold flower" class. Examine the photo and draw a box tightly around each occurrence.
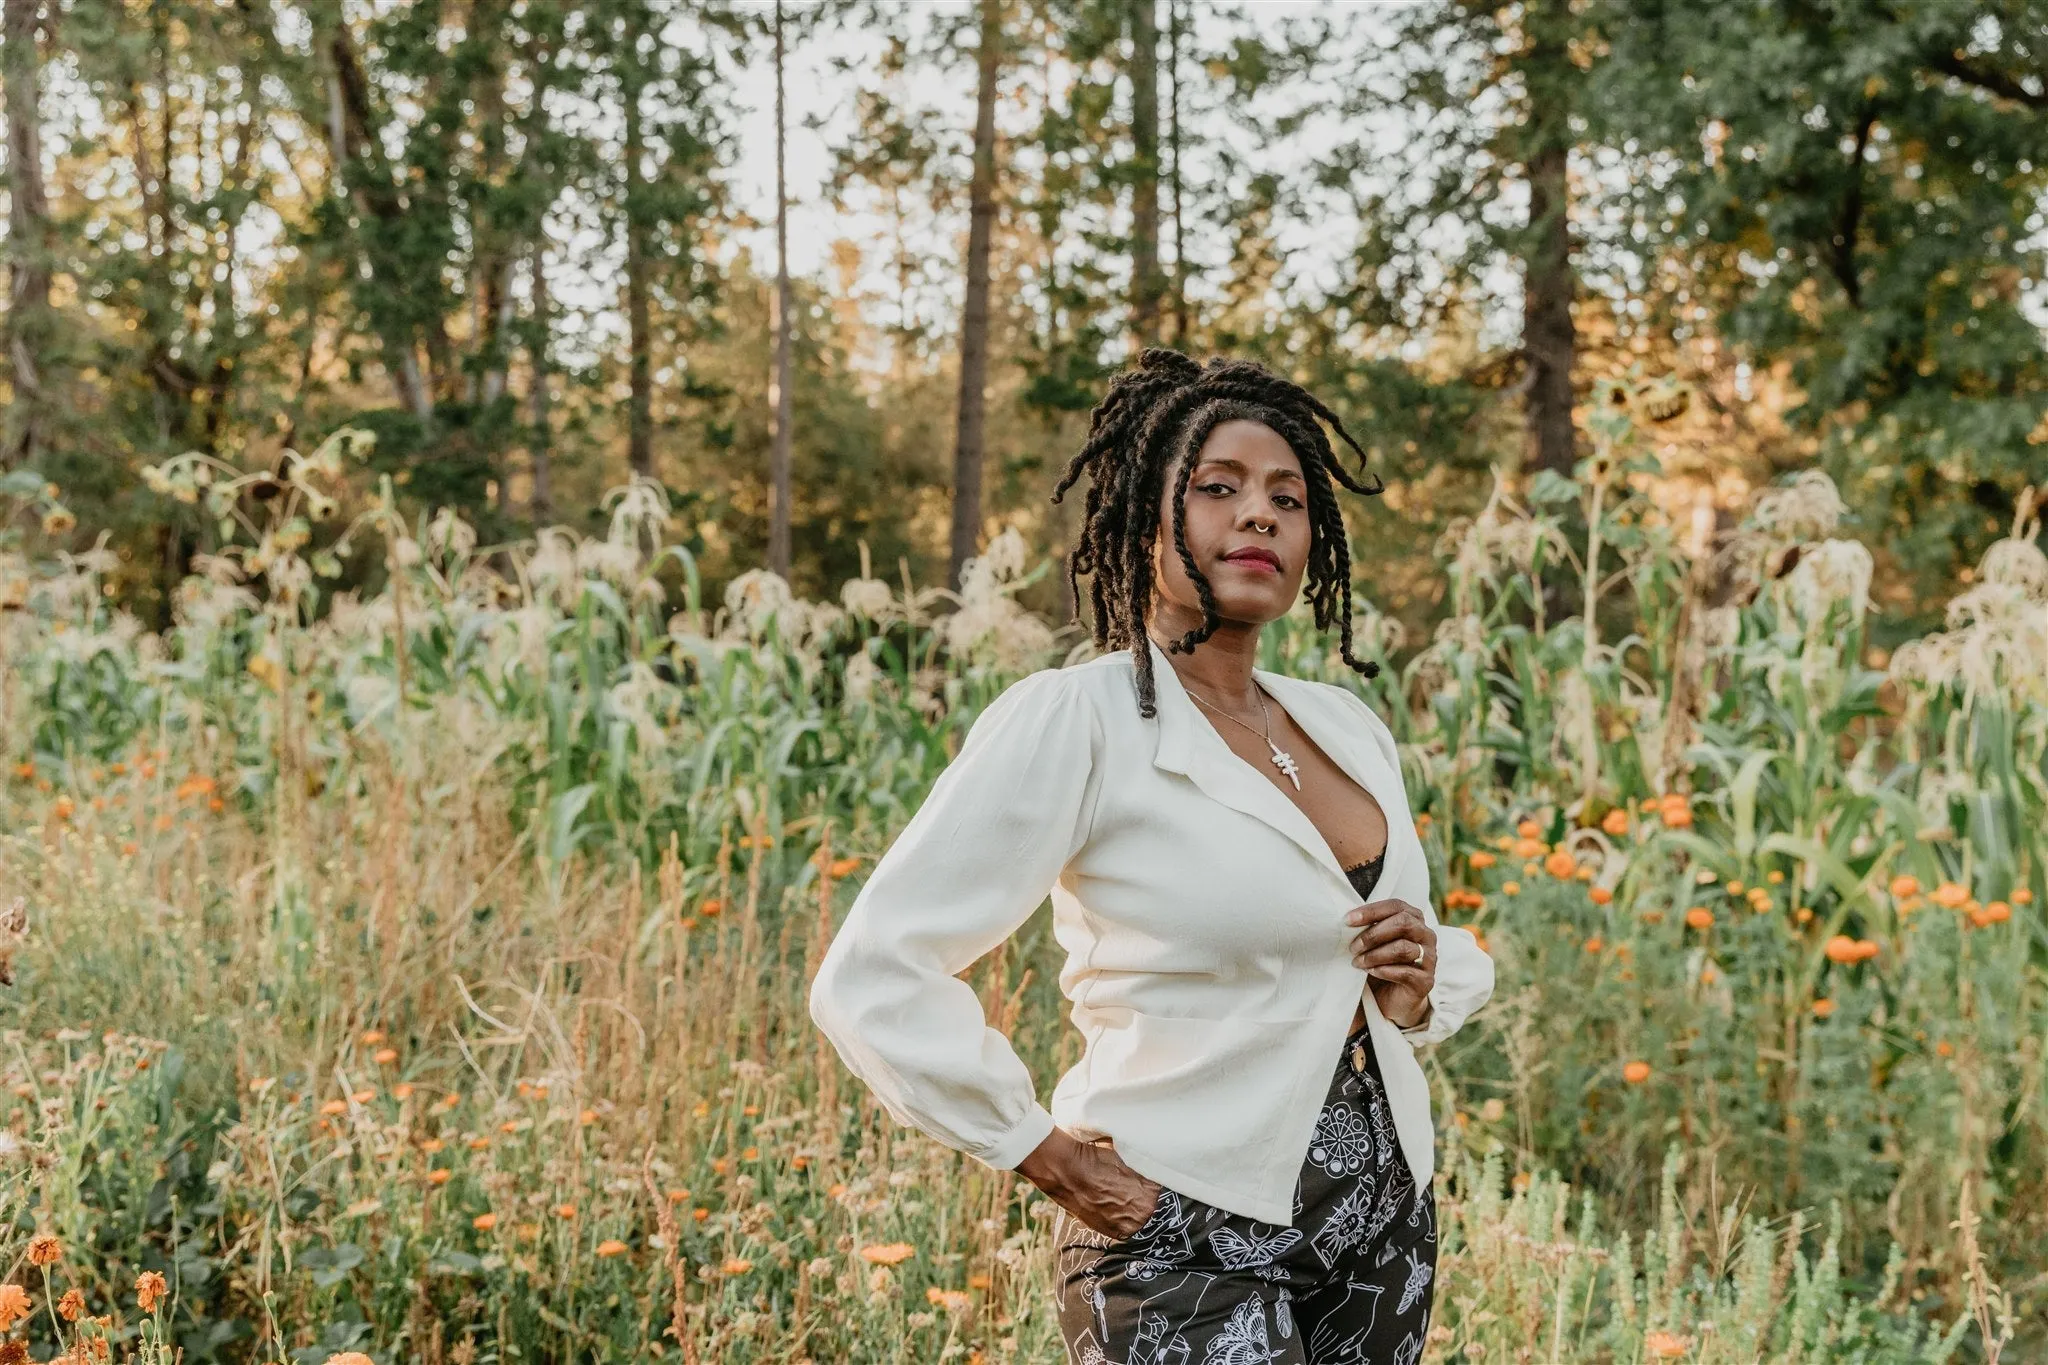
[1513,838,1545,860]
[1468,850,1497,869]
[319,1099,349,1116]
[1501,881,1521,896]
[1659,802,1693,829]
[2013,888,2033,906]
[1936,1040,1954,1057]
[698,899,723,917]
[828,857,861,878]
[1589,886,1613,906]
[1645,1332,1692,1360]
[372,1048,398,1065]
[135,1269,168,1313]
[666,1188,690,1203]
[555,1202,577,1219]
[473,1213,498,1231]
[56,1287,84,1322]
[1980,901,2012,925]
[325,1355,375,1365]
[1543,850,1577,879]
[467,1137,490,1151]
[175,775,216,801]
[393,1083,415,1100]
[722,1257,753,1275]
[692,1207,710,1222]
[427,1169,453,1186]
[1516,819,1540,839]
[860,1242,915,1266]
[1583,937,1603,953]
[927,1286,973,1312]
[1600,809,1629,836]
[1823,935,1861,964]
[579,1109,598,1126]
[595,1239,629,1258]
[741,1146,759,1161]
[1932,882,1969,909]
[0,1283,29,1330]
[358,1029,387,1046]
[1812,998,1836,1019]
[1622,1061,1652,1084]
[27,1232,62,1266]
[1887,874,1920,899]
[968,1272,993,1291]
[1684,907,1714,930]
[1854,939,1880,960]
[53,795,75,822]
[11,762,32,780]
[350,1089,375,1104]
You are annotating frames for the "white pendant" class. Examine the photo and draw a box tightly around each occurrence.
[1267,741,1301,790]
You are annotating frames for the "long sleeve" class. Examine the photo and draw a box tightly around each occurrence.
[808,666,1101,1171]
[1340,687,1496,1049]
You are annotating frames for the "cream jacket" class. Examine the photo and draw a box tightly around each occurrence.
[808,638,1495,1225]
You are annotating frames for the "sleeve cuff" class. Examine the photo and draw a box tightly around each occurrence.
[971,1102,1059,1172]
[1398,989,1455,1047]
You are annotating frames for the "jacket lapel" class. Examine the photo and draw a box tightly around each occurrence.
[1144,638,1410,906]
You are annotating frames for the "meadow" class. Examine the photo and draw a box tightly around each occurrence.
[0,390,2040,1362]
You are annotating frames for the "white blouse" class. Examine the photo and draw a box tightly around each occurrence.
[808,637,1495,1226]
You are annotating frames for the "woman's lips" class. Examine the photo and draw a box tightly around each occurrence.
[1222,550,1282,574]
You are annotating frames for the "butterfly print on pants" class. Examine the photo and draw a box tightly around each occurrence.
[1201,1296,1285,1365]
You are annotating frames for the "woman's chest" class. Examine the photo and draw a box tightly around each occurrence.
[1061,783,1370,962]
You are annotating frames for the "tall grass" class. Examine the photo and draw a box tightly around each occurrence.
[0,404,2038,1361]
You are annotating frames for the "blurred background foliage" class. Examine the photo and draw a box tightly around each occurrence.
[2,0,2043,642]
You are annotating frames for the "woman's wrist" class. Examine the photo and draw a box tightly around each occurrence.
[1015,1128,1084,1197]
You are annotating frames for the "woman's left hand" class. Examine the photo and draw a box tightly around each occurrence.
[1346,898,1436,1030]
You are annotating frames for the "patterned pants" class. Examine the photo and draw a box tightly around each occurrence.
[1050,1021,1437,1365]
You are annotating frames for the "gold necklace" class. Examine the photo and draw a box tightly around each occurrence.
[1183,679,1303,791]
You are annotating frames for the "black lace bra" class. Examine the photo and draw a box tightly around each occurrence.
[1341,848,1387,904]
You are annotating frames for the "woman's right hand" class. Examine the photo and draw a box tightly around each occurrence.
[1016,1129,1165,1240]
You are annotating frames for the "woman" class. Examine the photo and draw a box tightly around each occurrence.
[809,348,1494,1364]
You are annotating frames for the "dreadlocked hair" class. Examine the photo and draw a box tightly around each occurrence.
[1049,347,1387,719]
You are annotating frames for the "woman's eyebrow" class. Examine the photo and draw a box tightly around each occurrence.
[1195,457,1305,483]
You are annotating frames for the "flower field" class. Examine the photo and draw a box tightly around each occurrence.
[0,406,2041,1362]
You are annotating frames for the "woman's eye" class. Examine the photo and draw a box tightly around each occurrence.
[1274,495,1303,509]
[1199,482,1237,496]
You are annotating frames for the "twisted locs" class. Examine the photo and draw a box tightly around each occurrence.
[1049,347,1385,718]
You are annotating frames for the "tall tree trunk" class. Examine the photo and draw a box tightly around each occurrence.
[527,240,553,523]
[1166,0,1187,346]
[622,58,653,479]
[329,29,433,421]
[1520,6,1577,477]
[948,0,1002,592]
[3,0,51,469]
[766,0,794,580]
[1127,0,1162,349]
[473,6,513,411]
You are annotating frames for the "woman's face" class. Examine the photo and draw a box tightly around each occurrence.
[1150,419,1310,630]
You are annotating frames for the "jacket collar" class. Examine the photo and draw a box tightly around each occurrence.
[1142,636,1410,902]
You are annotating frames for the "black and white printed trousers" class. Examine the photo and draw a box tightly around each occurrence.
[1050,1020,1437,1365]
